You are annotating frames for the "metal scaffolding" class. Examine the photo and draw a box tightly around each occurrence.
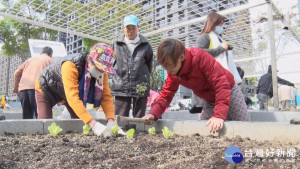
[1,0,299,77]
[1,0,300,106]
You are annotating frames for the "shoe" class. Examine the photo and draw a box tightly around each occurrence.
[0,115,5,120]
[189,106,203,114]
[290,118,300,124]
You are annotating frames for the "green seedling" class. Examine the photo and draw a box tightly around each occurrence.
[83,124,91,134]
[126,128,135,140]
[162,126,175,139]
[148,127,156,135]
[48,122,63,137]
[111,124,119,136]
[136,82,147,96]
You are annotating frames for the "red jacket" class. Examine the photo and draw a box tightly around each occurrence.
[149,48,235,120]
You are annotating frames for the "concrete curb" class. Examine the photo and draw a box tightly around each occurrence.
[0,120,44,134]
[148,120,300,143]
[2,110,300,122]
[1,119,300,143]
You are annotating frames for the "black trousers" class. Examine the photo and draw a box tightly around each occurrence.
[19,89,37,119]
[114,96,147,118]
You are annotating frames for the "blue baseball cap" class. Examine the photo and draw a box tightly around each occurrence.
[123,15,139,26]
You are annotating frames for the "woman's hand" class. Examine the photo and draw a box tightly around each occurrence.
[142,114,155,125]
[107,118,114,123]
[13,88,18,94]
[88,118,97,128]
[206,117,224,132]
[221,42,229,50]
[88,118,114,128]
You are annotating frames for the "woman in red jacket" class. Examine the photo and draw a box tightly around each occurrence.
[143,38,249,132]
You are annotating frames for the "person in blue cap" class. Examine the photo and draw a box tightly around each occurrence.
[111,14,153,118]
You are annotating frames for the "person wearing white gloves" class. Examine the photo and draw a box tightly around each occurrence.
[92,120,125,137]
[35,43,125,136]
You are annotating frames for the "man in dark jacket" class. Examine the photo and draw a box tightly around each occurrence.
[111,15,153,118]
[256,65,294,110]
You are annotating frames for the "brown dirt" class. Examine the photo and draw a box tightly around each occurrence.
[0,131,299,169]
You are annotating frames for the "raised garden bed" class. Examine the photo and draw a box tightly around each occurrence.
[0,131,299,168]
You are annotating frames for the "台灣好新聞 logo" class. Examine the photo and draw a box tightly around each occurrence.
[225,146,243,163]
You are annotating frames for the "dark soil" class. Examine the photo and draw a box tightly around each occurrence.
[0,131,299,169]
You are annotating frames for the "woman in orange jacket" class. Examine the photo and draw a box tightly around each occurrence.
[35,43,124,136]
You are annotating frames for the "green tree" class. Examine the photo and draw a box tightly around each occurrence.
[0,1,57,59]
[247,77,258,85]
[150,68,163,91]
[0,0,153,56]
[150,57,164,91]
[0,19,20,57]
[82,38,98,52]
[0,18,57,59]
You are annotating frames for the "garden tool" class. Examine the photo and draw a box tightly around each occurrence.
[290,118,300,125]
[115,115,148,124]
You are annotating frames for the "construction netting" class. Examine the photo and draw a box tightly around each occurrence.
[1,0,300,82]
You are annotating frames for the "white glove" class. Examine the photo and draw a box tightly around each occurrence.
[102,121,115,137]
[92,122,106,136]
[93,121,127,137]
[104,121,127,136]
[102,121,126,136]
[118,127,126,135]
[106,121,115,128]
